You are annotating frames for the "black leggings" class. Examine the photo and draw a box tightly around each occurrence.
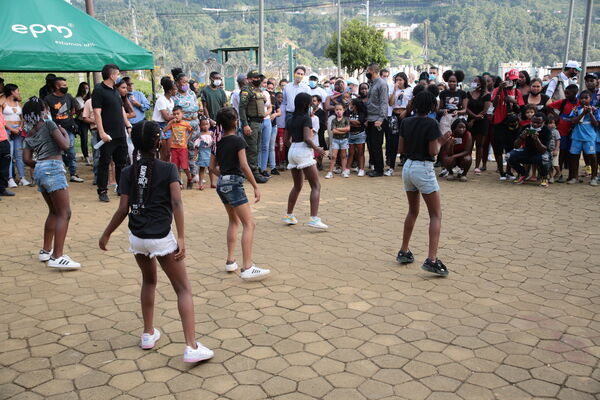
[77,120,90,159]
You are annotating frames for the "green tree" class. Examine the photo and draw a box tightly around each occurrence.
[325,19,388,77]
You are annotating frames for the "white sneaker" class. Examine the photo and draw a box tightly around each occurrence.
[282,214,298,225]
[439,168,449,178]
[48,255,81,269]
[306,216,328,230]
[38,249,52,262]
[357,169,365,177]
[341,170,350,178]
[334,166,342,174]
[70,175,84,183]
[192,174,200,183]
[183,341,214,363]
[384,168,394,177]
[7,178,17,188]
[140,328,161,349]
[225,261,238,272]
[325,172,333,179]
[19,178,31,186]
[240,265,271,281]
[351,167,359,172]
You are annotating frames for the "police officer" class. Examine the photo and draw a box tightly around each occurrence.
[239,70,268,183]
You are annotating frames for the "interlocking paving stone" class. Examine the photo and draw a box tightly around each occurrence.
[1,160,599,399]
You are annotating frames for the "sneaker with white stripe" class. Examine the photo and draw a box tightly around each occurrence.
[183,341,214,363]
[48,255,81,269]
[240,265,270,281]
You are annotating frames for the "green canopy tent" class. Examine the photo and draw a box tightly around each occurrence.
[0,0,155,93]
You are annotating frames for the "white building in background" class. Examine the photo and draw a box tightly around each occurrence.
[375,23,419,41]
[498,61,552,79]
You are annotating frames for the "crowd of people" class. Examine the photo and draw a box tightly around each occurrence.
[1,60,598,362]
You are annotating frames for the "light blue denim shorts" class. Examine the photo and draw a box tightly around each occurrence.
[348,131,367,145]
[34,160,68,193]
[331,138,349,150]
[402,159,439,194]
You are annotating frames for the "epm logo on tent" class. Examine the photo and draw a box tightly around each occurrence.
[11,24,73,39]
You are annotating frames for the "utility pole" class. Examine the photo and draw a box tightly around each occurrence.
[131,5,139,45]
[337,0,342,76]
[259,0,264,73]
[365,0,369,26]
[580,0,594,85]
[563,0,575,67]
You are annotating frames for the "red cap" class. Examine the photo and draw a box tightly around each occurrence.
[506,69,520,81]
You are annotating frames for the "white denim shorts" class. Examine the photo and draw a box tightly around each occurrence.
[287,142,316,169]
[128,231,178,258]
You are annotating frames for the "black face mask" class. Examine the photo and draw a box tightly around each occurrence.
[252,79,261,87]
[59,87,68,94]
[365,72,372,80]
[359,92,367,98]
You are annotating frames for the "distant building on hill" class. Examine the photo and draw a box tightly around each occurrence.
[375,23,419,41]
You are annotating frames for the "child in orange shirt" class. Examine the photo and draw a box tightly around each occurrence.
[165,106,193,188]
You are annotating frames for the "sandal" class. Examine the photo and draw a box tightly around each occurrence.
[474,168,481,175]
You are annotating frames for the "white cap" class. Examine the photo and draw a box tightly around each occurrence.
[308,73,319,80]
[346,77,359,86]
[565,60,582,71]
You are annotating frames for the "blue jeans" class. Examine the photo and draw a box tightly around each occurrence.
[8,133,25,180]
[507,149,549,179]
[268,124,277,169]
[61,130,77,176]
[259,118,272,171]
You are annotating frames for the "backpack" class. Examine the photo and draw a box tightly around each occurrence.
[544,76,565,100]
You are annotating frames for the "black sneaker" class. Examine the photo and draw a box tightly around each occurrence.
[367,170,384,177]
[270,168,280,175]
[98,192,110,202]
[0,189,16,196]
[396,250,414,264]
[254,175,268,184]
[260,170,271,178]
[421,258,449,276]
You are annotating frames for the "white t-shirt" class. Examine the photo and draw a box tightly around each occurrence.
[392,87,413,110]
[311,115,320,146]
[152,95,174,122]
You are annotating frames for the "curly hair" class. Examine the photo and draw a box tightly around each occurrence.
[442,70,465,83]
[412,91,437,115]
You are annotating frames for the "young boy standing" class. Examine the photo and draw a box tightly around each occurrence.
[568,91,599,186]
[325,103,350,179]
[166,106,194,188]
[547,84,579,182]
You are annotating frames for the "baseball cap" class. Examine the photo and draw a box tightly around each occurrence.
[308,73,319,80]
[236,73,247,81]
[247,70,261,79]
[506,69,520,81]
[584,72,598,81]
[346,77,359,86]
[566,60,582,71]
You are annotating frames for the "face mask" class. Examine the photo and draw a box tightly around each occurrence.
[212,79,222,87]
[470,82,478,89]
[542,80,549,87]
[181,84,189,92]
[365,72,373,80]
[44,113,52,122]
[360,93,367,98]
[59,87,68,94]
[260,87,267,92]
[531,126,541,132]
[252,79,261,87]
[127,91,133,95]
[294,74,303,82]
[429,74,437,81]
[308,81,317,89]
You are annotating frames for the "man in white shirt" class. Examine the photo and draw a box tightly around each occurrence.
[282,66,310,123]
[546,60,581,99]
[308,73,328,106]
[230,73,247,114]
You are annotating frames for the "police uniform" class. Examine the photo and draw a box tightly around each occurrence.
[239,70,266,177]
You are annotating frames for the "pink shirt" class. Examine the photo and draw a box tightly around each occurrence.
[0,112,7,142]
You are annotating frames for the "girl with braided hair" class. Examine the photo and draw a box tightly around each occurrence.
[99,120,214,363]
[22,97,79,269]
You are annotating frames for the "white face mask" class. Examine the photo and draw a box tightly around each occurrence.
[212,79,222,87]
[470,82,478,89]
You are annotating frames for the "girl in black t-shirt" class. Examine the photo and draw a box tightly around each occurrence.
[466,75,492,174]
[100,120,214,363]
[209,107,270,281]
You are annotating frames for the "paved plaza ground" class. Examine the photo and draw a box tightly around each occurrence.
[1,160,599,400]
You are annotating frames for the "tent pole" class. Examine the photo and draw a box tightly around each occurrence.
[150,69,156,103]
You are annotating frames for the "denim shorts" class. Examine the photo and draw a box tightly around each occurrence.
[34,160,68,193]
[331,138,349,150]
[159,122,171,140]
[129,230,178,259]
[348,131,367,145]
[570,139,596,155]
[216,175,248,207]
[402,159,439,194]
[287,142,316,169]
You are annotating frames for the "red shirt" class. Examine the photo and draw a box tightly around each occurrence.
[491,87,524,125]
[0,112,7,142]
[547,99,578,137]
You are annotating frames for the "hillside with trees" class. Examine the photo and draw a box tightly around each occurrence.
[75,0,598,74]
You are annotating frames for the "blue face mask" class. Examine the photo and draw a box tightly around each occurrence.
[308,81,317,89]
[429,74,437,81]
[44,113,52,122]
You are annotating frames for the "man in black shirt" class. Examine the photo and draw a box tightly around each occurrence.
[44,77,84,182]
[92,64,132,202]
[507,113,552,186]
[39,74,56,100]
